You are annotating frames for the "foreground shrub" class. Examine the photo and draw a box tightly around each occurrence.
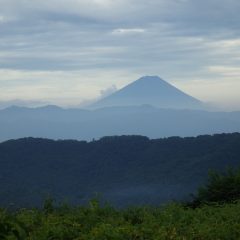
[0,201,240,239]
[190,167,240,207]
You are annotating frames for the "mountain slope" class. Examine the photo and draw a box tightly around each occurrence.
[0,133,240,207]
[90,76,203,109]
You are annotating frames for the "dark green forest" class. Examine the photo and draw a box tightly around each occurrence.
[0,133,240,207]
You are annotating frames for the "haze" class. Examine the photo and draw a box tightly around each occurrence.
[0,0,240,110]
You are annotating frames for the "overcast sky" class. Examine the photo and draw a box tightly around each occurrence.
[0,0,240,110]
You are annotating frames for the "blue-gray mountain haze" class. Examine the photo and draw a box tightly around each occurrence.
[0,76,239,142]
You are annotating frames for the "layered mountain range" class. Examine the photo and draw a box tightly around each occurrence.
[0,76,239,142]
[0,76,240,207]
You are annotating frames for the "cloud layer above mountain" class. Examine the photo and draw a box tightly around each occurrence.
[0,0,240,109]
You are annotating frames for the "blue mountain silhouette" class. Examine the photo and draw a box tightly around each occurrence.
[90,76,203,109]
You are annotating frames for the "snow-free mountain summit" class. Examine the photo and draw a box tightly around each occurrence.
[89,76,203,109]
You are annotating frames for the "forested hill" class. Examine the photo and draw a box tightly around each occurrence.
[0,133,240,207]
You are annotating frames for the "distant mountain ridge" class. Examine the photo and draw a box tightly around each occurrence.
[0,105,239,142]
[0,76,239,142]
[89,76,203,109]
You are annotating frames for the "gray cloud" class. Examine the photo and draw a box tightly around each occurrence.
[0,0,240,109]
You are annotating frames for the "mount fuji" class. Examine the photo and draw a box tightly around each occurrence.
[90,76,203,110]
